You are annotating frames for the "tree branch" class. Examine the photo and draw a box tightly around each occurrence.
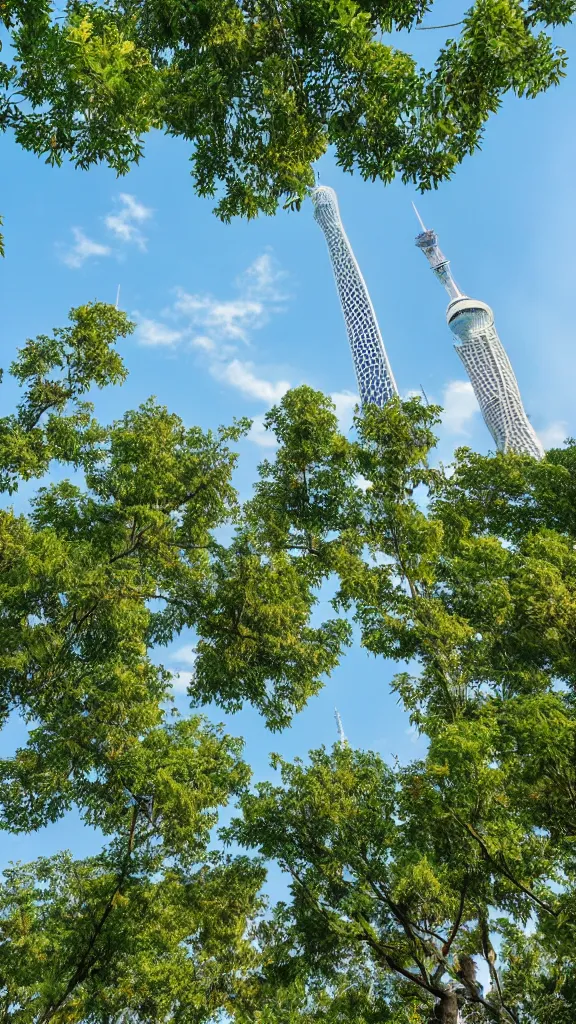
[356,918,442,998]
[37,806,139,1024]
[453,816,556,916]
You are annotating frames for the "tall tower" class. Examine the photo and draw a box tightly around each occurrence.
[413,208,543,459]
[311,186,398,407]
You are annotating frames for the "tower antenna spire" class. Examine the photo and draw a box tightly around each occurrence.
[412,201,427,233]
[334,708,347,747]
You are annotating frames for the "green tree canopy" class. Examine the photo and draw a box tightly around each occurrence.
[0,819,265,1022]
[3,307,576,1022]
[1,0,573,222]
[0,309,366,1022]
[0,306,347,830]
[0,302,272,1022]
[220,388,576,1023]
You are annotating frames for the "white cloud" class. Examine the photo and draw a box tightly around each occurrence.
[61,228,112,269]
[118,193,151,223]
[354,474,372,492]
[61,192,153,268]
[190,335,216,352]
[538,420,568,450]
[168,644,197,692]
[137,317,183,347]
[135,251,292,424]
[170,644,197,668]
[441,380,479,435]
[174,252,286,344]
[170,670,194,694]
[105,192,152,249]
[248,413,278,448]
[212,359,290,404]
[240,252,287,303]
[168,256,291,403]
[330,390,358,434]
[174,291,264,342]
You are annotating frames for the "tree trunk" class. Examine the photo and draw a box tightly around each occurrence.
[429,991,460,1024]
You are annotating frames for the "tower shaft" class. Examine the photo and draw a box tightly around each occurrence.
[414,227,544,459]
[312,186,397,407]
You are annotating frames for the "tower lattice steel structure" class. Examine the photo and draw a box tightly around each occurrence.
[311,186,398,407]
[413,208,543,459]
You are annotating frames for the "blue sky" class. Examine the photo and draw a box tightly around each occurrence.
[1,16,576,877]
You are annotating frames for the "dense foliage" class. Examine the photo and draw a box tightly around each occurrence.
[0,305,267,1021]
[2,309,576,1021]
[1,0,573,223]
[225,389,576,1023]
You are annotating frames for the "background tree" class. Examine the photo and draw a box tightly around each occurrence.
[1,0,573,225]
[229,743,531,1023]
[213,388,576,1023]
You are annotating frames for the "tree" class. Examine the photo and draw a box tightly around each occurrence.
[216,388,576,1023]
[0,313,366,1022]
[0,304,281,1022]
[1,0,572,225]
[4,306,576,1021]
[0,307,346,831]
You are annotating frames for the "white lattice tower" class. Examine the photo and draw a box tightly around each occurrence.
[413,214,544,460]
[311,186,398,407]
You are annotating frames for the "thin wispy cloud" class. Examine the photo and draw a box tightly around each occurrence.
[173,252,287,342]
[131,255,378,451]
[136,252,292,426]
[241,251,288,303]
[331,390,358,434]
[167,644,197,694]
[171,644,197,668]
[170,671,194,694]
[105,193,152,249]
[174,291,264,342]
[248,413,278,448]
[60,228,112,269]
[191,335,216,352]
[60,192,153,268]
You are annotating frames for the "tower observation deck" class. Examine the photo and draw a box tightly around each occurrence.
[413,212,544,460]
[311,186,398,407]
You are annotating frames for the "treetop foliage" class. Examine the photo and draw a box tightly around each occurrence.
[1,0,573,223]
